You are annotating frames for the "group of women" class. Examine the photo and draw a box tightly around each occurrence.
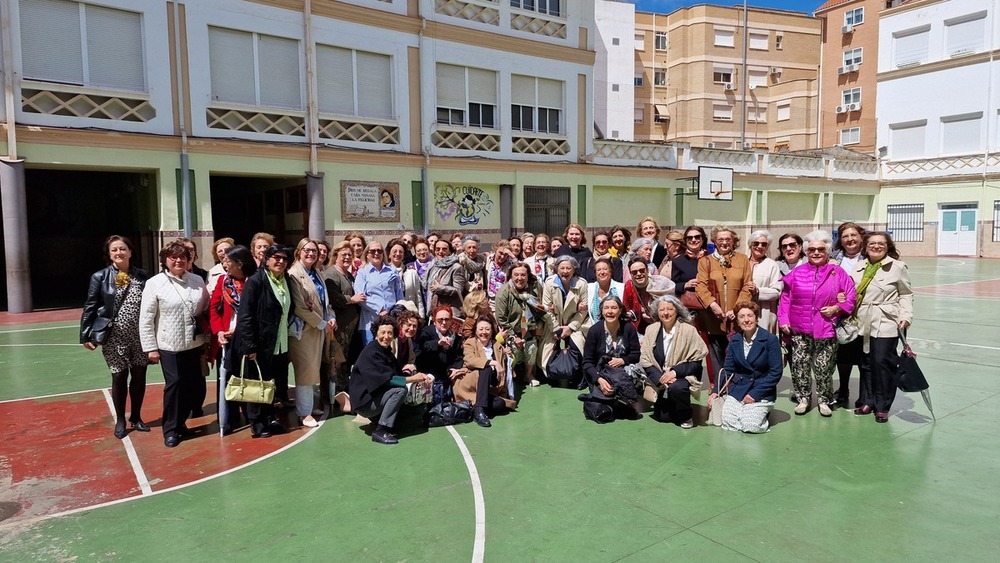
[80,218,914,445]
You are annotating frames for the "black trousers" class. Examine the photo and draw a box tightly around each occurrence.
[653,377,693,424]
[706,333,729,386]
[836,338,864,404]
[159,347,203,438]
[858,336,900,413]
[244,352,287,433]
[476,368,506,413]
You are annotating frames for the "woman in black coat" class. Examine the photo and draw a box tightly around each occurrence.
[415,305,465,382]
[580,296,642,419]
[80,235,150,439]
[230,245,292,438]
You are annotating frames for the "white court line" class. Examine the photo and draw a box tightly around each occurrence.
[0,343,80,347]
[446,425,486,563]
[101,389,153,495]
[909,338,1000,352]
[0,324,76,334]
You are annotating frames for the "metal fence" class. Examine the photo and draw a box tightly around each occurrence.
[886,203,924,242]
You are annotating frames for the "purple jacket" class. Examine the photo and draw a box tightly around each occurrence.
[777,262,856,339]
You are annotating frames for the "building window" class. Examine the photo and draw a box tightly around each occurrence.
[316,45,393,119]
[713,103,733,121]
[511,74,563,135]
[654,105,669,123]
[20,0,146,92]
[634,74,644,87]
[634,32,645,51]
[775,34,783,50]
[749,32,768,50]
[714,28,735,47]
[611,84,619,92]
[748,69,768,88]
[436,64,497,129]
[634,107,644,123]
[524,186,570,236]
[993,201,1000,242]
[886,204,923,242]
[209,27,301,109]
[893,26,930,68]
[654,69,666,86]
[946,12,986,57]
[941,112,983,155]
[889,120,926,160]
[511,0,561,17]
[844,7,864,26]
[777,103,791,122]
[843,48,863,66]
[654,31,667,51]
[842,87,861,105]
[747,105,766,123]
[713,68,733,84]
[839,127,860,145]
[612,37,620,46]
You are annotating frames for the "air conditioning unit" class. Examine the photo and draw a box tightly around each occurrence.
[835,105,847,114]
[838,64,859,75]
[837,66,847,75]
[842,24,854,34]
[706,142,717,149]
[742,142,752,149]
[848,102,862,111]
[769,66,783,75]
[724,82,735,91]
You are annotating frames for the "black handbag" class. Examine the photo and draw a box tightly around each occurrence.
[546,337,581,382]
[88,281,132,345]
[425,400,474,427]
[897,331,928,393]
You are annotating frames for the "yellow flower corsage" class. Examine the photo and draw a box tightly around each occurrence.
[115,272,130,288]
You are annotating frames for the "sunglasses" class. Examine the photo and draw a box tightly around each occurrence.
[806,247,827,254]
[780,242,799,249]
[435,317,452,323]
[368,249,384,255]
[630,268,648,275]
[271,255,288,262]
[685,235,703,241]
[751,242,769,248]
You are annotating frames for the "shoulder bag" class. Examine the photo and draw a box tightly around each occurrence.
[896,331,928,392]
[835,316,860,344]
[224,356,276,404]
[89,278,133,345]
[707,368,734,427]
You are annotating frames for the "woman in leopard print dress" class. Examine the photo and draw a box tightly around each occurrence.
[81,235,150,439]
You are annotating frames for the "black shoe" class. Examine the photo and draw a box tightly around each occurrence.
[114,421,127,440]
[177,426,196,438]
[372,430,399,445]
[834,395,849,408]
[473,409,492,428]
[252,430,273,439]
[268,421,286,434]
[164,435,180,448]
[191,408,204,418]
[130,420,151,432]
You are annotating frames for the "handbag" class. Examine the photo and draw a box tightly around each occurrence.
[679,258,720,311]
[835,316,860,345]
[224,357,276,404]
[88,277,133,345]
[707,368,734,427]
[425,400,474,427]
[897,331,928,392]
[404,377,434,406]
[545,336,582,382]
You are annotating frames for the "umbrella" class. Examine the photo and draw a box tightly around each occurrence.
[897,331,934,420]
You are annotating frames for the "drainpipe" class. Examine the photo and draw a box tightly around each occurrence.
[1,0,31,312]
[303,0,325,240]
[740,0,748,149]
[419,13,431,236]
[173,2,192,238]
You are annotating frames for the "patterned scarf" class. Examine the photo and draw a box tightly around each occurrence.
[222,275,244,312]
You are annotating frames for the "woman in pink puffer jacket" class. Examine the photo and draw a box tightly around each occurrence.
[777,231,856,417]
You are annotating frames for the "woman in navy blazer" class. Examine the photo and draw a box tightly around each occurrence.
[712,301,783,433]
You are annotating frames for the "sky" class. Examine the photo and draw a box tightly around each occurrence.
[629,0,822,16]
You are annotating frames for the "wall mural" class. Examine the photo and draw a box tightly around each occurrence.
[433,183,497,228]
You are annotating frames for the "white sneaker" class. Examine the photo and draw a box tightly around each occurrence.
[794,400,809,415]
[818,403,833,417]
[680,420,694,429]
[529,379,541,387]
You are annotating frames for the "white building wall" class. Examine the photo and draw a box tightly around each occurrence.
[594,0,636,141]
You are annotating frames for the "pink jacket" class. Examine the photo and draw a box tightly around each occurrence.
[777,262,856,339]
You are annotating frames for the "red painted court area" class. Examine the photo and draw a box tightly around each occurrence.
[1,383,309,523]
[915,278,1000,298]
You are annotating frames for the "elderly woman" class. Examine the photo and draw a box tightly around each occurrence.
[324,241,364,409]
[832,222,866,408]
[850,232,913,423]
[776,233,805,276]
[714,301,783,433]
[415,305,465,382]
[459,235,487,291]
[586,257,625,326]
[316,241,331,273]
[495,262,545,387]
[485,240,516,306]
[424,238,467,318]
[591,231,624,282]
[288,238,337,428]
[507,236,524,261]
[746,230,782,333]
[640,295,708,428]
[636,217,667,269]
[209,245,255,435]
[696,226,754,382]
[657,230,685,279]
[345,232,367,275]
[387,239,425,318]
[460,290,494,339]
[354,240,403,345]
[231,245,293,438]
[139,241,209,447]
[351,317,433,445]
[520,233,535,260]
[549,236,566,255]
[609,225,632,262]
[458,317,518,427]
[553,224,595,283]
[778,230,857,417]
[623,256,675,336]
[541,255,589,379]
[671,225,709,309]
[81,235,150,439]
[580,296,643,421]
[523,233,554,282]
[250,232,275,267]
[207,237,234,294]
[407,237,435,281]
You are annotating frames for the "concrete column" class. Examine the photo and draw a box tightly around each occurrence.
[1,158,32,312]
[306,172,325,241]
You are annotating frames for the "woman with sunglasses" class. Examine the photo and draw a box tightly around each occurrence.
[776,233,805,276]
[591,231,624,282]
[415,305,466,383]
[746,230,782,333]
[353,241,403,346]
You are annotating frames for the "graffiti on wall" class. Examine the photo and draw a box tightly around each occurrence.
[433,184,496,227]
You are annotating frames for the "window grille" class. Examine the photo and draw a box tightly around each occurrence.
[524,187,570,236]
[887,204,923,242]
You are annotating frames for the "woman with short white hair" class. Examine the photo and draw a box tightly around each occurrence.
[540,255,589,381]
[746,229,782,333]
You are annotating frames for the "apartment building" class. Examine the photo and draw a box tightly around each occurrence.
[815,0,881,153]
[875,0,1000,257]
[630,4,821,151]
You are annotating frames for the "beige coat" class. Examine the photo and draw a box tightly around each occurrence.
[850,258,913,347]
[455,338,516,410]
[540,275,589,374]
[288,261,331,386]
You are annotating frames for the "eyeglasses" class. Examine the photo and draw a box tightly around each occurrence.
[594,239,609,245]
[630,268,648,275]
[750,242,769,248]
[685,235,703,241]
[435,317,452,323]
[167,255,189,262]
[271,255,288,262]
[367,249,384,255]
[806,247,827,254]
[301,249,318,255]
[867,242,887,248]
[780,242,800,249]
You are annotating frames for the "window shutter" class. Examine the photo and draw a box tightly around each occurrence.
[86,5,145,91]
[941,114,982,154]
[356,51,392,119]
[893,28,929,67]
[537,78,562,109]
[467,68,496,105]
[749,33,768,50]
[20,0,83,84]
[748,70,767,88]
[512,75,535,106]
[208,27,256,105]
[258,34,301,109]
[946,15,985,55]
[436,64,466,109]
[316,45,355,115]
[890,122,926,160]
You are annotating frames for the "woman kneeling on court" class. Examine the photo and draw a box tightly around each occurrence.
[640,295,708,428]
[350,317,433,445]
[579,296,643,421]
[713,301,783,433]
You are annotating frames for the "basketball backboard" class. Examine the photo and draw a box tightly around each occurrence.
[697,166,733,201]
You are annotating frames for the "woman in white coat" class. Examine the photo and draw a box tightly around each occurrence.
[746,230,782,333]
[540,255,589,379]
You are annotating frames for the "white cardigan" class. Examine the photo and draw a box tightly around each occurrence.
[139,271,209,353]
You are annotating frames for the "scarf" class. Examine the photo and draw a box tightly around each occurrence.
[266,270,291,354]
[487,258,511,297]
[435,255,460,269]
[530,255,550,279]
[222,275,244,312]
[603,323,626,357]
[410,257,434,279]
[855,259,883,306]
[710,249,732,268]
[590,284,620,322]
[459,253,485,274]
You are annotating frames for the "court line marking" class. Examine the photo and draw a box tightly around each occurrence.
[0,343,80,347]
[0,324,76,334]
[100,389,153,495]
[908,338,1000,352]
[445,425,486,563]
